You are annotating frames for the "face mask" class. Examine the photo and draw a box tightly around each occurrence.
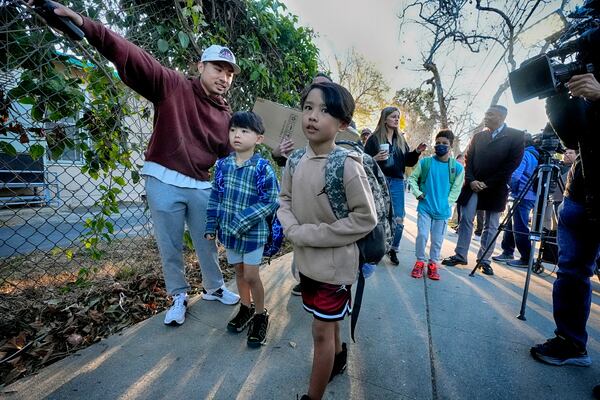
[434,144,449,156]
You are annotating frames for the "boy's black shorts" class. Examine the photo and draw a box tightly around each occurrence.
[299,273,352,321]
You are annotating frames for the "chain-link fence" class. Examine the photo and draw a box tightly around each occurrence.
[0,1,186,298]
[1,0,318,303]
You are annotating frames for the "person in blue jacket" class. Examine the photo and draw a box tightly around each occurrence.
[492,133,539,267]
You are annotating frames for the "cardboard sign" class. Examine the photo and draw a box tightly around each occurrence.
[252,98,359,151]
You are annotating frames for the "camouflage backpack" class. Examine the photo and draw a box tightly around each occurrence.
[288,140,393,341]
[288,140,393,259]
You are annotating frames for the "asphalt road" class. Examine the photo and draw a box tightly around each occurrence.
[0,205,152,257]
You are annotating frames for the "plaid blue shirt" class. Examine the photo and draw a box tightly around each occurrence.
[205,153,279,253]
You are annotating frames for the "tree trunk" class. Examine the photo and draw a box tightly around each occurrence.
[490,78,510,106]
[424,61,449,128]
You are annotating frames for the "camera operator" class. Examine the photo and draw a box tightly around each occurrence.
[531,73,600,372]
[550,148,577,227]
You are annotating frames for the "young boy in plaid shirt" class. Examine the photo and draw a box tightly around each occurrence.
[205,111,279,347]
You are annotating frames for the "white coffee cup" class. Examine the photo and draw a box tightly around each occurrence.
[379,143,390,160]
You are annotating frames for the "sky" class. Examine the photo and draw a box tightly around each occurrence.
[282,0,571,144]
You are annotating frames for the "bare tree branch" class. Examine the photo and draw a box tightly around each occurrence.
[333,48,391,128]
[475,0,516,70]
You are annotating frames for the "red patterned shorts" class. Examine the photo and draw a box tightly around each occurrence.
[299,273,352,321]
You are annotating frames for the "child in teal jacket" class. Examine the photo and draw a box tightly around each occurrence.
[407,129,465,280]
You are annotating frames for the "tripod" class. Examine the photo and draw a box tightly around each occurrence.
[468,154,564,320]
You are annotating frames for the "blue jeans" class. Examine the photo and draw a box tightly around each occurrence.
[387,177,406,251]
[416,212,447,264]
[145,176,224,295]
[500,199,535,260]
[553,197,600,349]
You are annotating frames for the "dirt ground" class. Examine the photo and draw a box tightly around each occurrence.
[0,236,291,387]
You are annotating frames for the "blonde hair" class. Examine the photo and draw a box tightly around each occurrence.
[372,107,406,154]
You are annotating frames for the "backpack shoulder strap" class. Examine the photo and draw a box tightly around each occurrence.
[254,157,269,196]
[448,157,457,186]
[287,148,306,176]
[418,157,432,190]
[324,146,350,219]
[214,158,227,195]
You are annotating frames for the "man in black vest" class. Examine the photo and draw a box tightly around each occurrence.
[442,105,524,275]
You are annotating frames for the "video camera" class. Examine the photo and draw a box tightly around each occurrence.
[531,123,566,164]
[532,127,565,157]
[509,0,600,103]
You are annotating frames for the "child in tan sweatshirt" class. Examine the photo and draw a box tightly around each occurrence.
[277,82,376,400]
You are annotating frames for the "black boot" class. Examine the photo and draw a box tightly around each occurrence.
[329,342,348,381]
[227,303,255,333]
[247,309,269,347]
[593,383,600,399]
[388,250,400,265]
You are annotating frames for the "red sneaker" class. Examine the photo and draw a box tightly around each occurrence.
[411,261,425,278]
[427,262,440,280]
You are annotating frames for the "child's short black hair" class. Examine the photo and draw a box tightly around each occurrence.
[300,82,355,125]
[435,129,454,145]
[229,111,265,134]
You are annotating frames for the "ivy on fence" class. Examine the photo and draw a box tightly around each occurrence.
[1,0,318,286]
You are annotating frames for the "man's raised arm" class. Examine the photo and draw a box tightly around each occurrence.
[35,0,181,102]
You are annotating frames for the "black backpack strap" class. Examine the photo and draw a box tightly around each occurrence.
[350,266,365,343]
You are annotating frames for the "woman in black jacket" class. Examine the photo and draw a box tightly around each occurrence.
[364,107,426,264]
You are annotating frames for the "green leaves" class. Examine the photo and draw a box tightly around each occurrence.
[9,69,85,124]
[31,103,45,121]
[0,142,17,156]
[18,96,36,105]
[157,39,169,53]
[113,176,126,186]
[29,144,45,160]
[131,170,141,184]
[250,70,261,81]
[178,31,190,49]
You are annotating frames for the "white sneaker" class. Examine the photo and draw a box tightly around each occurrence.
[202,286,240,305]
[164,293,188,326]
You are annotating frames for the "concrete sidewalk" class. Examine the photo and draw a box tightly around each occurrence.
[3,196,600,399]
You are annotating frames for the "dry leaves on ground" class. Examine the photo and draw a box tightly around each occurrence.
[0,236,292,388]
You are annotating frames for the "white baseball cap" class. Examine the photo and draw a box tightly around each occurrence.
[200,45,241,74]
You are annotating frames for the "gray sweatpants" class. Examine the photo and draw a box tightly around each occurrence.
[145,176,224,295]
[455,192,501,264]
[416,212,447,264]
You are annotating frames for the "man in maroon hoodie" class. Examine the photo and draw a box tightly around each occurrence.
[45,1,241,326]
